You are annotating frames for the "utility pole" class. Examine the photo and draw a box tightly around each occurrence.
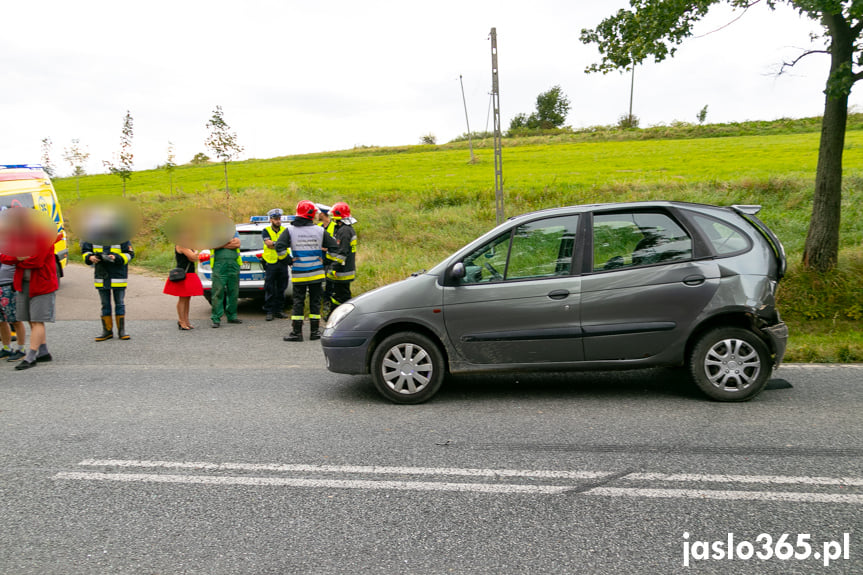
[490,27,504,225]
[628,63,635,126]
[459,75,476,164]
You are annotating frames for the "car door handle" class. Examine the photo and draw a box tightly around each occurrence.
[682,275,705,286]
[547,289,570,300]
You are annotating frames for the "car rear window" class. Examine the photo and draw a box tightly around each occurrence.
[593,212,692,271]
[239,231,264,251]
[0,192,35,209]
[690,214,750,256]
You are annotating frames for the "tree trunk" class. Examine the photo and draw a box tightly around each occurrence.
[802,13,853,272]
[223,161,229,197]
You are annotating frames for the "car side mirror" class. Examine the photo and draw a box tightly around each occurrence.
[450,262,466,281]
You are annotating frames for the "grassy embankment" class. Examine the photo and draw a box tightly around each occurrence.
[53,117,863,362]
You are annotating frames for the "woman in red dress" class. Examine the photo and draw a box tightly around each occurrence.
[163,245,203,330]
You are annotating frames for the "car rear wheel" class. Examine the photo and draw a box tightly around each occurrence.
[370,332,445,404]
[689,327,771,402]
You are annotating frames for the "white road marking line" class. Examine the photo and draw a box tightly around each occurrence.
[626,472,863,486]
[587,487,863,504]
[77,459,611,480]
[54,471,572,495]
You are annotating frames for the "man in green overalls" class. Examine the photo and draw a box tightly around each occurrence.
[210,230,243,328]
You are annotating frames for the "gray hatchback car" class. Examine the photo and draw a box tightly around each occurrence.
[322,201,788,404]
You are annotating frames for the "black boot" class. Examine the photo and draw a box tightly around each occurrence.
[309,319,321,341]
[95,315,113,342]
[116,315,130,340]
[283,320,304,342]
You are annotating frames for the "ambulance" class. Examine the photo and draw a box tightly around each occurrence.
[0,165,68,279]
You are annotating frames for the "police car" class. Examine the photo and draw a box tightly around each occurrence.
[197,213,296,304]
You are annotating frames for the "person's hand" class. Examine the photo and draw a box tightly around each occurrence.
[17,256,27,261]
[88,255,100,264]
[104,254,115,263]
[264,239,274,248]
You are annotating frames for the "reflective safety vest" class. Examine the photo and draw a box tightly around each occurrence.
[288,223,326,283]
[262,225,288,264]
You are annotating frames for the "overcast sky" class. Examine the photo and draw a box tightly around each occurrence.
[1,0,859,175]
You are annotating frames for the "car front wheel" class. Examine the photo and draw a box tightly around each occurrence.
[689,327,772,402]
[370,332,445,404]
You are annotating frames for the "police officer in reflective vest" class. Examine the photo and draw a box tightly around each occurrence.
[81,240,134,341]
[326,202,357,314]
[275,200,340,342]
[261,208,290,321]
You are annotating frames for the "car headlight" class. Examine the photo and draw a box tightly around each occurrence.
[326,303,355,330]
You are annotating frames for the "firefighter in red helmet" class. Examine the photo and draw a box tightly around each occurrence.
[326,202,357,315]
[274,200,339,341]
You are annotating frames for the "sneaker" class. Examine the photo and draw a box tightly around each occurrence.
[36,353,52,363]
[6,350,25,362]
[211,321,220,328]
[227,318,243,324]
[265,313,274,322]
[274,312,287,319]
[0,349,11,359]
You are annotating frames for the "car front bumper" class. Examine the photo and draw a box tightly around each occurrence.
[321,331,374,375]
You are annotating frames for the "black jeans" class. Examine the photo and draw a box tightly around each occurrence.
[331,282,352,307]
[291,282,322,321]
[98,288,126,316]
[263,262,289,314]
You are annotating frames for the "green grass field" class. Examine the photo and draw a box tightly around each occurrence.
[52,118,863,362]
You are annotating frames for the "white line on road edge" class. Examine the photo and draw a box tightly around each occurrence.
[587,487,863,504]
[77,459,611,480]
[626,472,863,487]
[54,471,572,495]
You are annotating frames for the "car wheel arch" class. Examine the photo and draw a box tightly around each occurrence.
[684,311,770,364]
[366,322,451,375]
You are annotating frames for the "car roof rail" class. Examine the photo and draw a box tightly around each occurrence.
[730,204,762,215]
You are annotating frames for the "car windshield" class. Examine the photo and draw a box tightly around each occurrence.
[239,231,264,251]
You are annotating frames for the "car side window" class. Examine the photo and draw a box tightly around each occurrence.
[505,215,579,280]
[690,214,750,255]
[461,231,512,284]
[592,212,692,271]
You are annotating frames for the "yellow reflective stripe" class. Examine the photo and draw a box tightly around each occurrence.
[326,252,345,263]
[111,281,128,288]
[309,314,321,320]
[291,273,325,283]
[82,253,92,264]
[110,247,123,254]
[94,280,104,287]
[350,238,357,253]
[291,315,304,321]
[119,253,131,264]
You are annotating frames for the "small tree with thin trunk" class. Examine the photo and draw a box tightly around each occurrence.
[165,141,176,194]
[62,139,90,199]
[205,105,243,197]
[40,137,56,178]
[103,110,134,197]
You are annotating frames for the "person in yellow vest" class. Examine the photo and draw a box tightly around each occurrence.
[210,230,242,328]
[261,208,290,321]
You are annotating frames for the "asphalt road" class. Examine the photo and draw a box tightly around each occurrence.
[1,269,861,574]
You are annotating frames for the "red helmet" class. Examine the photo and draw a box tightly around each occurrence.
[331,201,351,219]
[296,200,317,220]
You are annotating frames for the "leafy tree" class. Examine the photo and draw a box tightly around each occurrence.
[618,113,641,129]
[697,104,709,124]
[40,137,56,178]
[509,86,572,131]
[534,85,571,128]
[205,105,244,196]
[165,141,176,194]
[103,110,134,197]
[420,133,437,145]
[581,1,863,271]
[191,152,210,165]
[62,138,90,199]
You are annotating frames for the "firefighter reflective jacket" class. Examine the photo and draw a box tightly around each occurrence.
[81,241,134,289]
[275,217,339,284]
[261,225,288,264]
[327,222,357,282]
